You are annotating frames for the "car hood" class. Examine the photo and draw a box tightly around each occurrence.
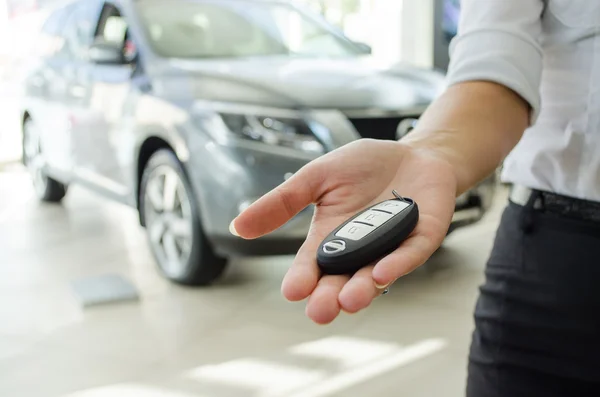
[155,56,446,112]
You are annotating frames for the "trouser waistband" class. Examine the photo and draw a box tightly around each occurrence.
[509,184,600,224]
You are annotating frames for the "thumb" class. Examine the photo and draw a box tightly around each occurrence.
[230,163,324,240]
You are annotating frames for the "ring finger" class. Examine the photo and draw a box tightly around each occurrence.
[338,265,383,314]
[306,274,350,324]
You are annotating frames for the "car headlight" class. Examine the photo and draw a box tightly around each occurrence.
[193,101,327,155]
[218,113,324,154]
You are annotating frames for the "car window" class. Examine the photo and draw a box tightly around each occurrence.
[101,15,129,44]
[269,6,353,57]
[136,1,361,59]
[95,3,137,63]
[96,3,130,46]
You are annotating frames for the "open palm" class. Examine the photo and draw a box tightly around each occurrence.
[232,139,457,324]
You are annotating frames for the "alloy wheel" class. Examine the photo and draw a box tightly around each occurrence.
[23,120,48,196]
[143,165,194,279]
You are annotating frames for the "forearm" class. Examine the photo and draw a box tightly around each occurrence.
[402,81,530,195]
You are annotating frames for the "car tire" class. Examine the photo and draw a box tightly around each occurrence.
[140,149,228,286]
[22,117,68,203]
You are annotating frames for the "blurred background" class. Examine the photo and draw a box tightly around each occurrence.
[1,0,461,164]
[0,1,510,396]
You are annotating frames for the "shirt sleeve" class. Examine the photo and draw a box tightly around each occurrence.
[446,0,545,125]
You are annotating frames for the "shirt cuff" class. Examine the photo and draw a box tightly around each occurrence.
[446,30,543,125]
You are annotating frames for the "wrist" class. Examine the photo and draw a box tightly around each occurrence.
[399,129,473,196]
[393,82,528,195]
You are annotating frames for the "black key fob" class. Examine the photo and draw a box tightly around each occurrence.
[317,191,419,275]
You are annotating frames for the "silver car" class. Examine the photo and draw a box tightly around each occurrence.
[21,0,495,285]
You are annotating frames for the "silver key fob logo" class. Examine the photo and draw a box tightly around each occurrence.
[322,239,347,254]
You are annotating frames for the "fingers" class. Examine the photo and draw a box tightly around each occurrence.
[371,215,446,287]
[281,238,322,302]
[305,275,349,325]
[307,265,389,324]
[371,235,431,286]
[338,265,382,314]
[281,214,346,302]
[231,164,324,240]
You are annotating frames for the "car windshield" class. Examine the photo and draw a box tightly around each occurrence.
[136,0,362,59]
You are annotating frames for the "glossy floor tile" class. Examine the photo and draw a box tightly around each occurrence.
[0,167,508,397]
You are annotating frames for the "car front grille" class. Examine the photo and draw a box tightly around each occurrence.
[347,116,420,141]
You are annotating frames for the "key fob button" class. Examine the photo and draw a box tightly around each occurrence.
[335,222,376,241]
[372,200,409,214]
[353,209,395,227]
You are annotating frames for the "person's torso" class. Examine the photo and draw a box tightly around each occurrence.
[503,0,600,201]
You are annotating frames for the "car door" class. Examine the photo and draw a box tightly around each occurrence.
[56,0,105,178]
[72,2,138,200]
[28,4,77,175]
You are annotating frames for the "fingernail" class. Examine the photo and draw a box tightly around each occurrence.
[229,220,239,237]
[375,282,390,290]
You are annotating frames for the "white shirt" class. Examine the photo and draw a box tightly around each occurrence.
[446,0,600,202]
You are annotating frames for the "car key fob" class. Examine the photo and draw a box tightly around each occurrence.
[317,190,419,275]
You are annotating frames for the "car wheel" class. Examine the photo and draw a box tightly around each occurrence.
[22,117,67,202]
[140,149,228,286]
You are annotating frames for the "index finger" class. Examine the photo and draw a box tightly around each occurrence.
[231,163,325,240]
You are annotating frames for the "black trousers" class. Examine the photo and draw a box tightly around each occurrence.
[467,198,600,396]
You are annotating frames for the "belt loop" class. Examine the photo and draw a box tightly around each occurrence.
[520,190,543,233]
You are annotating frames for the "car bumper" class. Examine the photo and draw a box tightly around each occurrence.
[210,234,307,257]
[184,138,317,257]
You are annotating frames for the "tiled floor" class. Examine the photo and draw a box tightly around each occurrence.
[0,166,508,397]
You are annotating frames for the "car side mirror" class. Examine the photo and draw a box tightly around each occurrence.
[354,41,372,54]
[88,42,125,65]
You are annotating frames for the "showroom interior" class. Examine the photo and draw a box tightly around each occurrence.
[0,0,508,396]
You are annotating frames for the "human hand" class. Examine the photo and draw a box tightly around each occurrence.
[230,139,457,324]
